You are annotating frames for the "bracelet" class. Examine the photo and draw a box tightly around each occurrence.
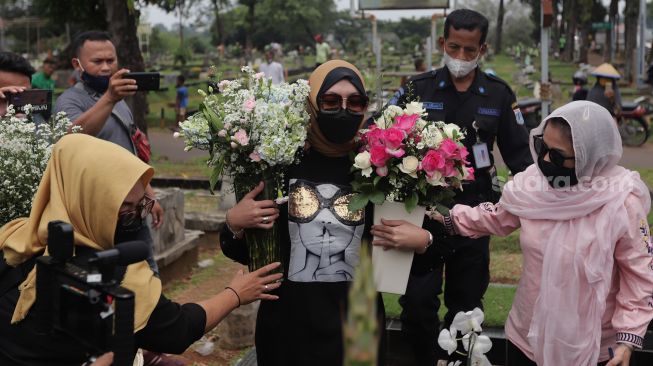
[224,286,241,307]
[425,231,434,250]
[225,209,244,239]
[443,214,457,236]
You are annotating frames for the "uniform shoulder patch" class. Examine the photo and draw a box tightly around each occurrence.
[513,107,525,125]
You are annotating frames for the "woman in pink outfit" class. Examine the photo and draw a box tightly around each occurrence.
[371,101,653,366]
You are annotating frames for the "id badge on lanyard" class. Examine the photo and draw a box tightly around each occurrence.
[471,121,491,169]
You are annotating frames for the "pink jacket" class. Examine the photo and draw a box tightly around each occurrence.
[450,197,653,362]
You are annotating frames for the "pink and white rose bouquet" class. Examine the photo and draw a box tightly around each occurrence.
[349,102,474,213]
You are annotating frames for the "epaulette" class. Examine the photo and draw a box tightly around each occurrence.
[407,69,438,84]
[484,72,512,89]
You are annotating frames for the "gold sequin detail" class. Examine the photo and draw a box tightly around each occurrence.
[333,194,364,222]
[289,186,320,219]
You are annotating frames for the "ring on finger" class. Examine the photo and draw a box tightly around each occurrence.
[261,216,269,224]
[264,284,269,291]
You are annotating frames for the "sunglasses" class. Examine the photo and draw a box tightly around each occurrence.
[118,195,155,228]
[533,135,575,168]
[317,93,369,114]
[288,180,364,226]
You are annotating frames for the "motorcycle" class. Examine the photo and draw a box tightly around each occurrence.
[517,98,542,132]
[616,96,651,147]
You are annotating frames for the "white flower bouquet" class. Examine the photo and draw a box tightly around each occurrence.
[438,308,493,366]
[0,106,74,225]
[179,66,311,271]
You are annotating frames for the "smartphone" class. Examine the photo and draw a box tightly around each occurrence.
[124,72,160,91]
[7,89,52,118]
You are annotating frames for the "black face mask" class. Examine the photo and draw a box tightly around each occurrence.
[81,71,110,94]
[114,216,144,244]
[537,155,578,188]
[316,109,362,144]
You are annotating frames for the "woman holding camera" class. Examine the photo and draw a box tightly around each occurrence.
[0,134,282,365]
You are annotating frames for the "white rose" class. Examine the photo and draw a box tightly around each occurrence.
[375,115,387,129]
[443,123,461,139]
[398,156,419,178]
[426,170,447,187]
[416,118,427,131]
[384,105,403,119]
[405,101,424,116]
[353,151,373,177]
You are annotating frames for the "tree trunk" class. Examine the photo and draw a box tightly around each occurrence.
[551,0,560,56]
[563,0,577,62]
[211,0,226,45]
[104,0,148,134]
[242,0,256,63]
[604,0,618,62]
[624,0,638,83]
[495,0,505,54]
[579,23,590,63]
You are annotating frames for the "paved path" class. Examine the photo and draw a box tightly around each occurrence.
[150,128,652,169]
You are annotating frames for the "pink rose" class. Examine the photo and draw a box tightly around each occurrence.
[370,145,390,167]
[464,166,475,181]
[243,98,256,112]
[439,139,459,159]
[394,114,419,132]
[234,129,249,146]
[458,145,470,161]
[364,125,385,148]
[383,127,405,150]
[421,150,445,176]
[441,161,457,177]
[249,151,261,162]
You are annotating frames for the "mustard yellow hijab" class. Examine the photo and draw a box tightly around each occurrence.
[0,134,161,331]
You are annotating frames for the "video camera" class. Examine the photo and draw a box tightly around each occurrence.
[33,221,149,366]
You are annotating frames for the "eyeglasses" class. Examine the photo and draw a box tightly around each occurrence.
[317,93,369,114]
[533,135,575,168]
[118,196,155,227]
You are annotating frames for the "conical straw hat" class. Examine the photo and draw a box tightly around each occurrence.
[590,63,621,79]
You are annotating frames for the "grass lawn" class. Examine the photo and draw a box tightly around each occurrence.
[382,284,516,327]
[149,153,210,178]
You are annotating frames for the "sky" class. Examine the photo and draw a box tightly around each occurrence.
[141,0,444,29]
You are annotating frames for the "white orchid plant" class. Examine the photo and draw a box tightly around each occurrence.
[178,66,311,197]
[349,102,474,214]
[0,105,75,225]
[438,308,493,366]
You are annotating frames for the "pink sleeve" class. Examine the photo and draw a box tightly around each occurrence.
[449,202,520,238]
[612,195,653,349]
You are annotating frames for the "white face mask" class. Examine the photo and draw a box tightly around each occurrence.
[443,51,479,79]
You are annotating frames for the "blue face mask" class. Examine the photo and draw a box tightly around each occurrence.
[76,61,110,94]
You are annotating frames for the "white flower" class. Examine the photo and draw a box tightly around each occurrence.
[426,170,446,187]
[443,123,461,139]
[437,328,458,355]
[398,156,419,178]
[353,151,373,177]
[447,362,462,366]
[375,115,387,129]
[217,130,227,137]
[383,105,404,119]
[462,333,492,355]
[451,307,484,335]
[172,131,180,138]
[404,101,424,116]
[275,196,289,205]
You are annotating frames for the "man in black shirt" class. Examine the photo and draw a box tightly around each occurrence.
[388,9,532,365]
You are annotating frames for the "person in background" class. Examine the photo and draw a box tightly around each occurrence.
[586,63,622,117]
[258,45,286,85]
[314,34,330,68]
[372,101,653,366]
[401,58,427,87]
[31,57,56,90]
[0,52,33,117]
[387,9,532,365]
[175,74,188,131]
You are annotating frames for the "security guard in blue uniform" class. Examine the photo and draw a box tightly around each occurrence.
[388,9,532,365]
